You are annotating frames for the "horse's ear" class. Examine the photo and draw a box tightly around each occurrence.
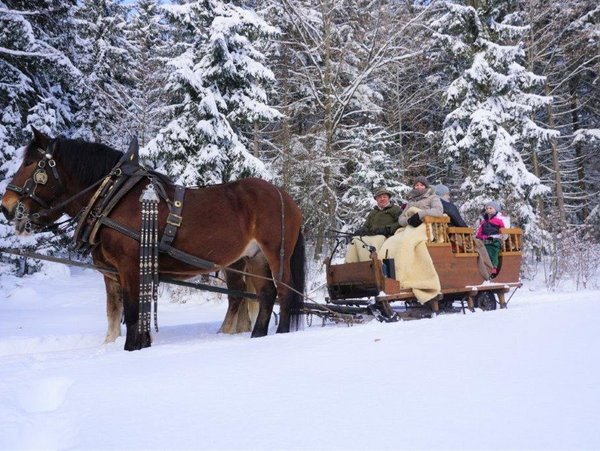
[30,125,51,148]
[126,136,139,165]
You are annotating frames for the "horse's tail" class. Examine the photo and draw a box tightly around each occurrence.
[289,230,306,331]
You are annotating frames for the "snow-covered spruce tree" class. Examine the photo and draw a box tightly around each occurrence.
[72,0,137,149]
[0,0,79,142]
[547,2,600,224]
[144,0,278,186]
[0,1,81,274]
[435,0,556,244]
[126,0,171,147]
[516,1,600,231]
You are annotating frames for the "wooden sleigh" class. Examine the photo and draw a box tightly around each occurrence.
[323,217,523,321]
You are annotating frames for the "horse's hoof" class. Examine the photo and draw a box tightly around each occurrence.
[124,330,152,351]
[124,340,151,351]
[124,342,141,351]
[104,332,120,344]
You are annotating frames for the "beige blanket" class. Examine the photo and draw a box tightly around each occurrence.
[379,207,441,304]
[345,235,387,263]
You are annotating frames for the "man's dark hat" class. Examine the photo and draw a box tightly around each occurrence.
[373,187,393,199]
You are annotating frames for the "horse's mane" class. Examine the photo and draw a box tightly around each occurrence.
[26,136,174,186]
[44,138,123,186]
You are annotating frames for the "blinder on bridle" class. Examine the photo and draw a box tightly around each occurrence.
[6,139,64,230]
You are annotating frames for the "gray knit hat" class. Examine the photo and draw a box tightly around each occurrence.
[434,184,450,197]
[413,176,430,188]
[485,200,501,212]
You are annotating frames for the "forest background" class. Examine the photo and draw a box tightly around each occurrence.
[1,0,599,289]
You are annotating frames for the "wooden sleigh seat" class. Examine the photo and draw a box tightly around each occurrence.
[326,217,523,311]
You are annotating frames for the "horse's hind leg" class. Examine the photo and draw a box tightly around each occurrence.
[246,255,277,338]
[260,231,305,334]
[103,275,123,343]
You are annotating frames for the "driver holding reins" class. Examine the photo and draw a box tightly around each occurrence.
[344,187,402,263]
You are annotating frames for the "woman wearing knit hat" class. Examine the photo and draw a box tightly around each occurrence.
[475,201,506,275]
[397,176,443,228]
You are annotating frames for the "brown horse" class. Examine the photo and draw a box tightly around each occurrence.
[1,128,305,351]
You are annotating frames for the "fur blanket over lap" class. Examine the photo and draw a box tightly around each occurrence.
[345,235,388,263]
[380,207,441,304]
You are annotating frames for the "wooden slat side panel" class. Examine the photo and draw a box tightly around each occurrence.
[447,226,477,255]
[423,216,450,224]
[326,261,382,300]
[423,216,450,243]
[500,228,523,253]
[327,261,377,285]
[493,254,521,283]
[427,246,485,288]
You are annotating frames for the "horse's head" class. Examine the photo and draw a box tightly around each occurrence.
[1,127,67,235]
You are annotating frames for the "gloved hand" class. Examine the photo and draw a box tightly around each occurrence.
[407,213,422,228]
[371,227,389,236]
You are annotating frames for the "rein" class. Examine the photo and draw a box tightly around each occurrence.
[0,245,355,325]
[33,175,113,223]
[0,247,258,299]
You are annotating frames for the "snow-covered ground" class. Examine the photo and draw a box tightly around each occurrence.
[1,263,599,450]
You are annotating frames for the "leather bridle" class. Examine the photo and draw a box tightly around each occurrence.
[5,140,65,230]
[6,140,63,208]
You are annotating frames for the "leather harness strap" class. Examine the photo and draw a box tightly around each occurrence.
[159,184,185,251]
[101,213,217,271]
[99,216,141,242]
[163,246,217,270]
[86,172,146,246]
[156,184,219,269]
[90,180,217,271]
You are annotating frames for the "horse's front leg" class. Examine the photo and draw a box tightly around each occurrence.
[103,275,123,343]
[120,269,152,351]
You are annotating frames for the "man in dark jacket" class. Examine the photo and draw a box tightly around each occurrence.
[434,184,468,227]
[345,187,402,262]
[356,187,402,237]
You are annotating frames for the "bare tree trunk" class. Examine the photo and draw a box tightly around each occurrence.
[569,76,589,220]
[314,0,336,259]
[545,82,567,228]
[276,42,293,191]
[526,0,544,219]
